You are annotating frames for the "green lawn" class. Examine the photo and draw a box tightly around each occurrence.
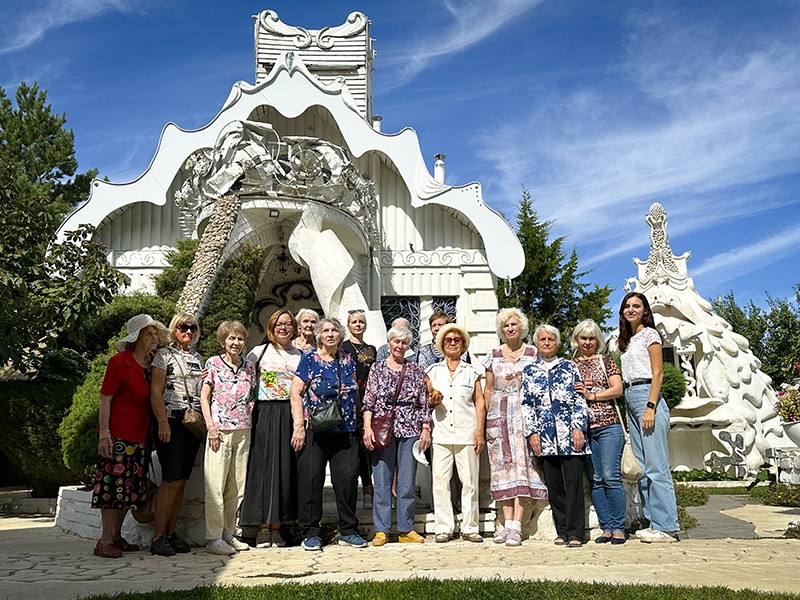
[82,579,800,600]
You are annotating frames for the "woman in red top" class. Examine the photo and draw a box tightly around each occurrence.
[91,314,163,558]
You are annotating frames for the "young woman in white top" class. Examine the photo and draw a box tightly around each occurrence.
[618,292,679,543]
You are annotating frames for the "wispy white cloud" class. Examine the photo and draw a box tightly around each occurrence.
[381,0,545,89]
[0,0,145,54]
[476,3,800,270]
[691,221,800,288]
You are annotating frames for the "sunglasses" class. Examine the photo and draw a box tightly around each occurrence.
[348,309,365,314]
[443,337,463,345]
[177,323,198,333]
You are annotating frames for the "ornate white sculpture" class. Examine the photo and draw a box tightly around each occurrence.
[616,203,791,475]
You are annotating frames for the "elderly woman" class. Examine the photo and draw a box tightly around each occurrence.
[150,312,204,557]
[290,316,366,551]
[341,309,378,509]
[240,309,302,549]
[91,314,163,558]
[522,324,589,548]
[618,292,680,543]
[570,319,625,544]
[200,321,256,555]
[362,326,431,546]
[482,308,547,547]
[293,308,319,353]
[427,323,485,543]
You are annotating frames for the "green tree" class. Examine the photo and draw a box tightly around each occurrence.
[499,188,613,345]
[712,286,800,386]
[0,82,126,369]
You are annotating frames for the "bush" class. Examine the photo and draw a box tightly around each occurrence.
[72,293,175,359]
[674,483,710,507]
[0,349,89,496]
[197,241,267,358]
[154,238,199,303]
[661,362,686,409]
[672,468,739,482]
[752,482,800,507]
[58,336,118,479]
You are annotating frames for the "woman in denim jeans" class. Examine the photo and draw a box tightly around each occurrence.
[571,319,625,544]
[362,326,431,546]
[618,292,680,543]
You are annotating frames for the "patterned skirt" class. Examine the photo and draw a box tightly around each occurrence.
[91,438,148,510]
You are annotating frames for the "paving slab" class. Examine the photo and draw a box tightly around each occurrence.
[1,511,800,600]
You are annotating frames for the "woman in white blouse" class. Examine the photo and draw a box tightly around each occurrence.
[617,292,679,543]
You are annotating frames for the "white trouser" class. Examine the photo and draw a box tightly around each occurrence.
[204,429,251,540]
[432,442,480,535]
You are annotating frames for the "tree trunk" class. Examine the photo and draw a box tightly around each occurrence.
[176,192,242,316]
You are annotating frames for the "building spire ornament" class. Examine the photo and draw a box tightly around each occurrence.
[632,202,691,291]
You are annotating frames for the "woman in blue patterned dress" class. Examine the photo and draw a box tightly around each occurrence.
[289,316,367,551]
[521,324,589,548]
[362,326,431,546]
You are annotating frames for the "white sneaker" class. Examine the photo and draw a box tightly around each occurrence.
[638,529,679,543]
[493,527,510,543]
[224,536,250,552]
[634,527,654,539]
[206,538,236,555]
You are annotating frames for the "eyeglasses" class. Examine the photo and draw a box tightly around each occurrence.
[443,337,463,345]
[274,322,294,330]
[348,309,365,314]
[177,323,198,333]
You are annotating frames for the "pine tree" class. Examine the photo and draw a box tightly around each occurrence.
[499,188,613,344]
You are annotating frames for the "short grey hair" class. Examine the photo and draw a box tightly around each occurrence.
[391,317,411,329]
[570,319,606,353]
[496,307,530,342]
[533,323,560,347]
[296,307,320,323]
[386,326,412,344]
[315,316,345,346]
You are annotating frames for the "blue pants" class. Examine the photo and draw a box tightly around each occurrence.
[625,385,679,532]
[588,423,626,533]
[371,436,419,533]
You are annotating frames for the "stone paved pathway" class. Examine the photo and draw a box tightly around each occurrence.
[1,504,800,600]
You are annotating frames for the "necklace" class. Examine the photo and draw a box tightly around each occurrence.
[505,343,524,361]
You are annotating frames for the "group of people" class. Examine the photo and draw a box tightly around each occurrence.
[90,290,679,559]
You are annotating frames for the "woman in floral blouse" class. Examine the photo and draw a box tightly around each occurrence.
[571,319,625,544]
[239,309,302,549]
[522,324,589,548]
[362,326,431,546]
[289,316,366,551]
[200,321,256,555]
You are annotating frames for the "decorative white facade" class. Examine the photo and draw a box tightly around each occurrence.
[612,203,794,475]
[55,10,524,352]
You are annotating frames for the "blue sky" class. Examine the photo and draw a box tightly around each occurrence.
[2,0,799,312]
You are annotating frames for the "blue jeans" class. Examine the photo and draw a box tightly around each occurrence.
[588,423,626,533]
[625,384,679,532]
[371,436,419,533]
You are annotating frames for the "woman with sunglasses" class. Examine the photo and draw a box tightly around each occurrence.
[341,309,377,509]
[150,312,204,556]
[239,309,302,549]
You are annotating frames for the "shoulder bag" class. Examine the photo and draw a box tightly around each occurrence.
[171,349,207,439]
[600,355,642,481]
[307,357,346,432]
[371,363,407,451]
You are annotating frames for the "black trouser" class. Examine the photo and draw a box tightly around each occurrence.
[540,455,585,540]
[297,429,360,538]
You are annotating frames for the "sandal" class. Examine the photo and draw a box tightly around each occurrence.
[113,537,140,552]
[94,540,122,559]
[567,538,583,548]
[553,537,566,546]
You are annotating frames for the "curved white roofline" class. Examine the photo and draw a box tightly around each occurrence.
[57,52,524,279]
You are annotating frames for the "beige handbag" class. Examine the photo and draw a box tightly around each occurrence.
[598,355,642,482]
[171,348,207,439]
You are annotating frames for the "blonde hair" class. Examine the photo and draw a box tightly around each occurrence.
[496,307,530,342]
[216,320,248,347]
[168,312,200,345]
[570,319,606,353]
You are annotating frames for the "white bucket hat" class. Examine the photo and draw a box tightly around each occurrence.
[114,314,164,351]
[435,323,470,355]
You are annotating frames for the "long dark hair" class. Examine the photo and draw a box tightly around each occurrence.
[617,292,656,352]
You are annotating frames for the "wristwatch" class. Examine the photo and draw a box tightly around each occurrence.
[646,401,656,410]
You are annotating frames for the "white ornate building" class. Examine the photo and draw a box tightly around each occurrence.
[55,10,524,352]
[613,203,793,475]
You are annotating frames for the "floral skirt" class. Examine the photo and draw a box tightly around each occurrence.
[91,438,148,510]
